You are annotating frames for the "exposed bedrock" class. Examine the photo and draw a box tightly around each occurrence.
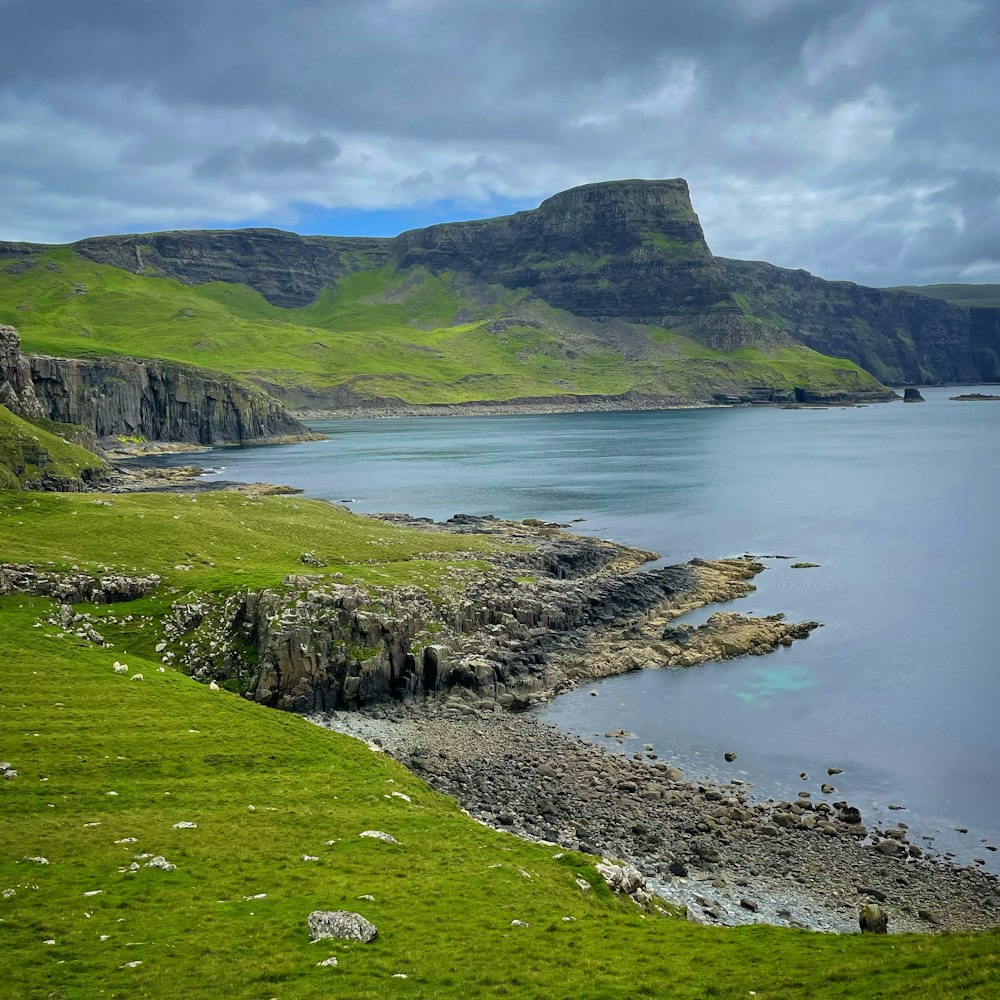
[28,351,310,445]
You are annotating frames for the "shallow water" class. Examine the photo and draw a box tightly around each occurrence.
[149,386,1000,869]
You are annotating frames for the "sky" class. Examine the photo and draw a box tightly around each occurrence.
[1,0,998,287]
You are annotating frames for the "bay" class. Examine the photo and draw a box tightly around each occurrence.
[149,385,1000,869]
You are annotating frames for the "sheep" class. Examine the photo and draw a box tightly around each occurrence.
[130,673,144,682]
[113,663,128,674]
[208,680,220,691]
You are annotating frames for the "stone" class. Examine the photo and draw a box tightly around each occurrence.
[308,910,379,943]
[740,898,758,912]
[316,956,339,967]
[510,919,530,927]
[903,387,925,402]
[359,830,400,844]
[859,904,889,934]
[724,752,737,762]
[145,856,176,872]
[172,821,198,829]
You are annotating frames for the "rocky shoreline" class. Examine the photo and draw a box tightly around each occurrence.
[313,704,1000,934]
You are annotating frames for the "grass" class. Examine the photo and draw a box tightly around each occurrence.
[0,405,106,490]
[0,249,887,405]
[1,494,999,997]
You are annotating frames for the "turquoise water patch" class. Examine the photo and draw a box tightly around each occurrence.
[732,665,814,703]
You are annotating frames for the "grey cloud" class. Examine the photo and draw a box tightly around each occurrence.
[0,0,997,285]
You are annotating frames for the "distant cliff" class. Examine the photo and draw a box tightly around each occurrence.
[719,259,1000,385]
[5,178,993,404]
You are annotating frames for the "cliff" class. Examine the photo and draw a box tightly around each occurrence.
[28,352,309,445]
[719,258,1000,385]
[7,178,992,403]
[2,323,311,447]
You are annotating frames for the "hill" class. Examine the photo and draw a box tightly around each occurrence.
[0,181,895,410]
[0,404,106,490]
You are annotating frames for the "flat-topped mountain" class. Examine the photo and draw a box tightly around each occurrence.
[1,179,995,412]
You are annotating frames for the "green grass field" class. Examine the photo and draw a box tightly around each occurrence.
[2,491,999,997]
[0,249,885,404]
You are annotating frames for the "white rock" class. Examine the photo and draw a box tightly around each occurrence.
[392,973,408,978]
[308,910,378,943]
[172,821,198,829]
[317,956,339,967]
[390,791,411,802]
[359,830,399,844]
[247,805,256,813]
[155,642,167,653]
[510,919,529,927]
[83,890,103,897]
[302,855,319,862]
[24,856,49,865]
[575,878,591,891]
[43,939,56,945]
[107,791,118,796]
[562,916,576,922]
[119,961,142,969]
[145,856,176,872]
[357,894,375,901]
[115,837,138,844]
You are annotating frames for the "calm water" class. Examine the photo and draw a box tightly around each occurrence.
[150,387,1000,868]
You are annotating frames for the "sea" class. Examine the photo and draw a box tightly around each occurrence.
[146,385,1000,870]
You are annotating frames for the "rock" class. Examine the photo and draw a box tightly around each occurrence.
[145,856,176,871]
[827,767,843,775]
[316,956,339,968]
[510,919,530,927]
[302,855,319,862]
[359,830,400,844]
[821,783,835,794]
[903,387,925,402]
[859,904,889,933]
[172,821,198,829]
[918,909,941,925]
[308,910,379,944]
[790,562,819,569]
[724,752,737,762]
[740,898,758,912]
[24,856,49,865]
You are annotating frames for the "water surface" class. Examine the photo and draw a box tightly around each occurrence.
[150,387,1000,868]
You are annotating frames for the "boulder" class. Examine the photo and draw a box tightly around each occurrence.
[859,903,889,933]
[308,910,379,943]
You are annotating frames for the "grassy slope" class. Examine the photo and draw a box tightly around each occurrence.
[2,492,998,998]
[888,284,1000,308]
[0,405,106,490]
[0,249,884,404]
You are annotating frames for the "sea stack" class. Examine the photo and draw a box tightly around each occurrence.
[903,388,925,402]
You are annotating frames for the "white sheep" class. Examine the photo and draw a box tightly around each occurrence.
[130,673,144,682]
[209,681,220,691]
[113,662,128,674]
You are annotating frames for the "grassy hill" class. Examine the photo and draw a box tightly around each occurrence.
[0,404,106,490]
[887,284,1000,309]
[0,247,885,407]
[2,489,998,998]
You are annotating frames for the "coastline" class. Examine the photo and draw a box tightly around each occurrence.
[313,703,1000,934]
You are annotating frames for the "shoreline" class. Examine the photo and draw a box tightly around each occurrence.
[313,703,1000,934]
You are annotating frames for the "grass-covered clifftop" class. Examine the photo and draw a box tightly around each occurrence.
[0,244,886,408]
[2,489,998,998]
[0,404,106,490]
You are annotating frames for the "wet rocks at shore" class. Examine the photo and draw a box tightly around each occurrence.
[314,705,1000,934]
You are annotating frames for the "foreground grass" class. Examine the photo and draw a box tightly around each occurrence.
[1,490,998,996]
[2,594,998,999]
[0,249,884,403]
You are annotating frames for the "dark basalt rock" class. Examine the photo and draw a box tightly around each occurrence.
[903,387,925,402]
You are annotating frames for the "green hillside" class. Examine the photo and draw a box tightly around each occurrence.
[0,404,106,490]
[888,284,1000,309]
[2,489,998,998]
[0,247,885,406]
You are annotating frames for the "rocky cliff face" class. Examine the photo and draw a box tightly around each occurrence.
[71,229,392,308]
[28,352,308,445]
[0,324,43,418]
[395,179,780,349]
[720,258,1000,385]
[4,322,311,445]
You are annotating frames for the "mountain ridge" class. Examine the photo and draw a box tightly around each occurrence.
[3,178,994,411]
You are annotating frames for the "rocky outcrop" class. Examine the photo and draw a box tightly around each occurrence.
[903,388,925,402]
[0,564,160,603]
[28,352,310,445]
[0,325,42,418]
[719,258,1000,386]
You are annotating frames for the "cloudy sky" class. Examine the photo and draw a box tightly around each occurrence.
[2,0,997,286]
